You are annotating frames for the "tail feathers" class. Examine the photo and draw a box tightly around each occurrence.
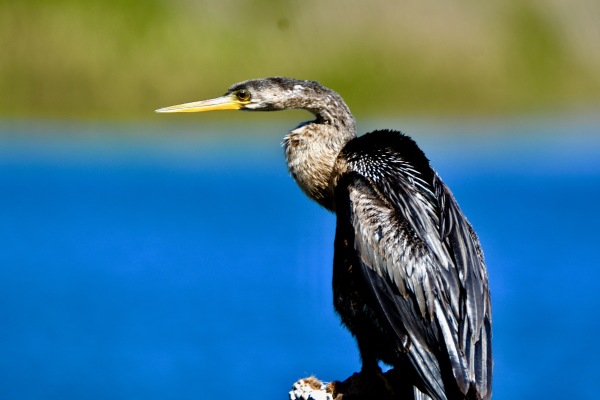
[414,386,434,400]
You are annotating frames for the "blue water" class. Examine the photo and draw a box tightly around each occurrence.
[1,119,599,399]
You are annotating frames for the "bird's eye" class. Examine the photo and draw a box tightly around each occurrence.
[236,89,251,102]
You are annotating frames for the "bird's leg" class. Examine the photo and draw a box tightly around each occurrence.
[328,340,395,400]
[356,342,396,399]
[357,339,381,375]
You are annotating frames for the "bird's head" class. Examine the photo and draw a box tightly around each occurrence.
[156,77,319,114]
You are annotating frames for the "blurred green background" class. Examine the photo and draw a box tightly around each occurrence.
[2,0,599,119]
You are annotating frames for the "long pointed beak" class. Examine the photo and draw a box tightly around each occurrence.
[155,94,242,113]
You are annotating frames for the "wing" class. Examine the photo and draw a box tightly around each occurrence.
[434,173,492,399]
[334,159,492,399]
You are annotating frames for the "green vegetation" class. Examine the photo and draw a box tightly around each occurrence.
[1,0,599,119]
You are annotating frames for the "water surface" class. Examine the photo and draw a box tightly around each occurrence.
[1,119,599,399]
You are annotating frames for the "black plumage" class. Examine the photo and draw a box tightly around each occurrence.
[156,77,492,400]
[333,130,491,399]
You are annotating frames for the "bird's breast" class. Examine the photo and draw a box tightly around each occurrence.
[284,127,349,211]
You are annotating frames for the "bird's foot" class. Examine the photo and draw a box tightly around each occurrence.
[326,368,396,400]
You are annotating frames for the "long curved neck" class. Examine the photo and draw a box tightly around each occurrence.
[283,87,356,211]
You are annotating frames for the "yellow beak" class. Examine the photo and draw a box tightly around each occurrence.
[155,94,242,113]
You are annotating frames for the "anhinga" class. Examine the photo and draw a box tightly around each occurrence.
[156,77,492,400]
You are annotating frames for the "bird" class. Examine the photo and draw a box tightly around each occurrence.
[156,77,492,400]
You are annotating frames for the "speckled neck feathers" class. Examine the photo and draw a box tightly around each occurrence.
[280,79,357,210]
